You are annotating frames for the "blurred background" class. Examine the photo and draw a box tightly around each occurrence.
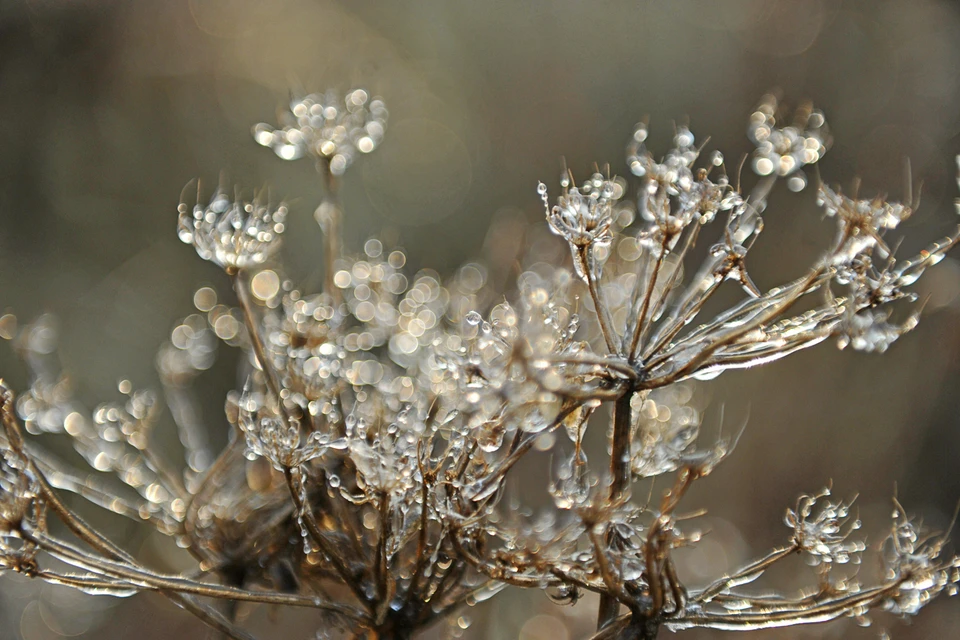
[2,0,960,638]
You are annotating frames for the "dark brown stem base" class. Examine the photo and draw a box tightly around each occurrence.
[597,390,637,629]
[622,617,659,640]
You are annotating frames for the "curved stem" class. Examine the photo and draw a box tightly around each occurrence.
[693,544,798,604]
[667,582,902,632]
[28,531,365,620]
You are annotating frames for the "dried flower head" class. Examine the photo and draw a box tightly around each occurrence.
[748,93,831,192]
[818,183,914,261]
[539,171,623,284]
[879,501,960,616]
[253,89,388,175]
[1,91,957,640]
[785,487,865,565]
[178,186,288,272]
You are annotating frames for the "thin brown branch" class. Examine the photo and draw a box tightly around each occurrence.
[581,245,619,354]
[282,466,371,609]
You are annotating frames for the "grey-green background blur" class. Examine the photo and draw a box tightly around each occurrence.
[2,1,960,638]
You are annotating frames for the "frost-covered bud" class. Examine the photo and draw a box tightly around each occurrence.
[178,187,287,272]
[628,123,698,180]
[836,308,918,353]
[253,88,388,176]
[677,173,743,226]
[818,184,912,263]
[156,314,216,386]
[236,386,344,470]
[748,94,830,191]
[539,173,622,280]
[93,388,158,452]
[785,488,865,565]
[627,124,740,250]
[817,186,910,230]
[880,506,960,615]
[540,174,620,248]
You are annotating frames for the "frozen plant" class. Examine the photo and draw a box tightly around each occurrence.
[1,91,958,640]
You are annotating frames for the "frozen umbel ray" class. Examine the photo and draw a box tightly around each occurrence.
[1,92,958,640]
